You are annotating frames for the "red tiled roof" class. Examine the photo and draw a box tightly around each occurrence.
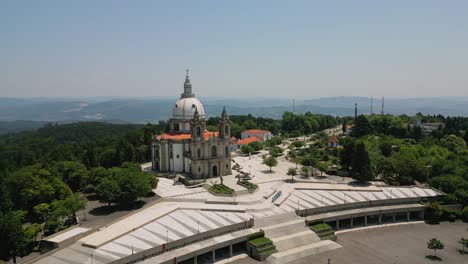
[230,136,238,143]
[329,135,338,143]
[242,129,271,135]
[158,131,219,141]
[237,137,262,145]
[346,124,353,129]
[202,131,219,140]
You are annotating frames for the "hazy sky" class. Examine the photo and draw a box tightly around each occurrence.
[1,1,468,98]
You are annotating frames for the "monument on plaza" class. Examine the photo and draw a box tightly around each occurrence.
[151,70,232,180]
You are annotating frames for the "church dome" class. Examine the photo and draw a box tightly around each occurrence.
[172,97,205,120]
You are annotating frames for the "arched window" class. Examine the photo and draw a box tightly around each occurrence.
[211,146,217,157]
[197,127,201,137]
[197,148,201,158]
[225,146,229,156]
[225,125,229,135]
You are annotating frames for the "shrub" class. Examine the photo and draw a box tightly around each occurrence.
[462,206,468,222]
[425,202,443,224]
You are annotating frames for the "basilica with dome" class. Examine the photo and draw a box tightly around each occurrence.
[151,71,232,180]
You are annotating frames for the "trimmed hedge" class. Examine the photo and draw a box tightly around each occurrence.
[209,184,234,194]
[239,180,258,191]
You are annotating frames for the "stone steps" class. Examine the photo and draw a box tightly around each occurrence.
[267,240,342,264]
[272,230,320,252]
[263,221,308,239]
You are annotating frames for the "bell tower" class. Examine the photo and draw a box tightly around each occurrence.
[191,107,205,142]
[218,106,230,140]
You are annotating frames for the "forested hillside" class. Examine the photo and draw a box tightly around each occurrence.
[0,122,163,262]
[0,113,339,262]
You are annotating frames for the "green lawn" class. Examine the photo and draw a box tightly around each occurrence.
[250,237,272,246]
[312,222,331,231]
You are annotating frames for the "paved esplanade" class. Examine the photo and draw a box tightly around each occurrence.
[35,153,440,264]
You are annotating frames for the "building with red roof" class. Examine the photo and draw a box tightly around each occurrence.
[241,129,272,142]
[328,135,339,148]
[345,124,354,135]
[237,136,262,145]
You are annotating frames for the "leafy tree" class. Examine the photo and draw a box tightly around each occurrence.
[33,203,50,223]
[339,137,355,170]
[425,202,443,224]
[95,165,154,206]
[248,141,263,152]
[96,177,120,206]
[0,212,29,263]
[427,238,444,257]
[265,136,283,147]
[301,166,310,177]
[206,125,218,132]
[51,161,89,192]
[379,140,394,157]
[377,158,398,183]
[50,194,84,227]
[6,165,71,211]
[287,168,297,182]
[24,223,42,246]
[351,142,372,182]
[317,162,328,177]
[0,179,12,213]
[352,115,372,137]
[291,140,305,148]
[301,155,318,167]
[242,119,257,130]
[240,144,254,155]
[263,156,278,172]
[440,135,467,154]
[123,144,136,162]
[269,146,283,158]
[230,122,245,138]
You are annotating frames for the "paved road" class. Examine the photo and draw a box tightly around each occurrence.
[288,222,468,264]
[224,222,467,264]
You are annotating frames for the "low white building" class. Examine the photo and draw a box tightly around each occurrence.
[241,129,272,142]
[413,119,445,134]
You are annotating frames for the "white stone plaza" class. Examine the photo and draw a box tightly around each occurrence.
[34,150,441,264]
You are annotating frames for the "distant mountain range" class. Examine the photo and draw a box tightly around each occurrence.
[0,97,467,132]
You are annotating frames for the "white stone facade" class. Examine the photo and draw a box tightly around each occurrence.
[152,72,232,180]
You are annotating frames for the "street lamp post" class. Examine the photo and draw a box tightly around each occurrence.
[83,202,87,221]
